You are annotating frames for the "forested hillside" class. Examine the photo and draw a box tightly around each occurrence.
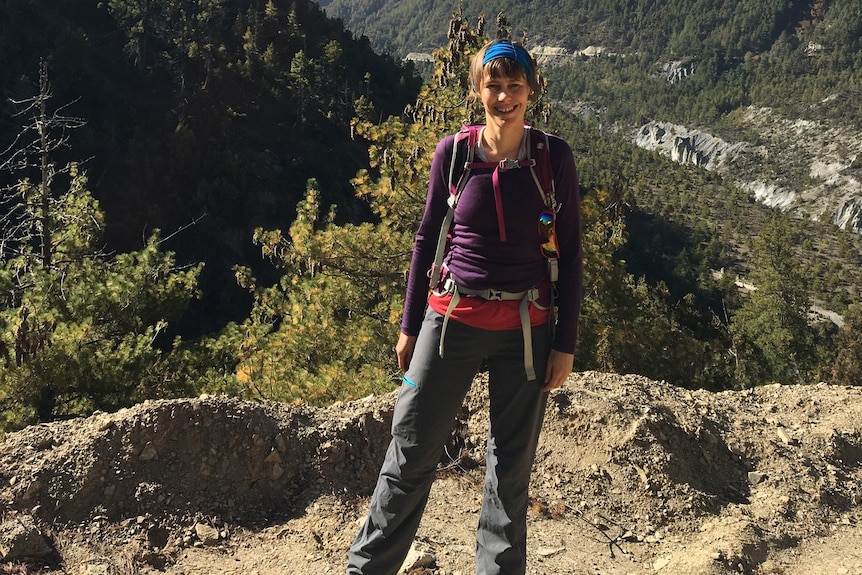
[0,0,420,428]
[321,0,862,282]
[323,0,862,201]
[1,2,861,432]
[320,0,860,71]
[0,0,420,335]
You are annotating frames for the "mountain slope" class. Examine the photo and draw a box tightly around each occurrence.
[320,0,820,59]
[320,0,862,238]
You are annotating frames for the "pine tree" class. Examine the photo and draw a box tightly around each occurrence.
[729,213,817,386]
[0,64,202,430]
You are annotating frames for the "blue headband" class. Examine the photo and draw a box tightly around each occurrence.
[482,41,532,77]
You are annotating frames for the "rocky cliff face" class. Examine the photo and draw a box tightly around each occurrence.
[662,59,697,84]
[633,122,749,172]
[835,196,862,232]
[632,107,862,234]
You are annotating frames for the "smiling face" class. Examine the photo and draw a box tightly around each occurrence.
[478,69,531,128]
[470,42,539,131]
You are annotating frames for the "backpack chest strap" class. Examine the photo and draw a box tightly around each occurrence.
[463,157,537,243]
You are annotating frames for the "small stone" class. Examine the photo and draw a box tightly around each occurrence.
[270,463,284,480]
[400,542,436,572]
[748,471,766,485]
[194,522,220,546]
[138,442,158,461]
[265,449,282,464]
[23,480,42,501]
[653,555,672,571]
[536,546,565,557]
[0,515,53,562]
[775,427,793,445]
[80,563,111,575]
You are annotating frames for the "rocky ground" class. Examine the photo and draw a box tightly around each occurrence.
[1,371,861,575]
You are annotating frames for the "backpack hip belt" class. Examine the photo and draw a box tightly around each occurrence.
[435,277,549,381]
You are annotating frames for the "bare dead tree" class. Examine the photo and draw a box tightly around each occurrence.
[0,59,86,269]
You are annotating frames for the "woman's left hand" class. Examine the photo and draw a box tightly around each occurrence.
[543,349,574,391]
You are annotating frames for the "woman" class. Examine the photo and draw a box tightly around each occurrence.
[347,39,582,575]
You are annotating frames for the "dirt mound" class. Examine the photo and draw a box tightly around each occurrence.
[1,372,861,574]
[0,395,393,525]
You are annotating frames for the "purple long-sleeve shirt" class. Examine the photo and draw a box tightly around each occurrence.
[401,129,583,354]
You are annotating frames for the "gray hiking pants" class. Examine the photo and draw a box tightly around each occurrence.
[346,307,550,575]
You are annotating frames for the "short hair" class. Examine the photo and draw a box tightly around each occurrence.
[470,40,540,99]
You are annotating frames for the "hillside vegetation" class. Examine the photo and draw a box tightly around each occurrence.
[1,0,421,335]
[320,1,860,65]
[0,3,861,432]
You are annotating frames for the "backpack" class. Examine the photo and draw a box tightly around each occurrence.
[428,124,559,289]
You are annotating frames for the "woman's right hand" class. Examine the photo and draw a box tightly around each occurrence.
[395,332,418,372]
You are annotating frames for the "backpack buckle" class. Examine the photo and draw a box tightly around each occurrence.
[498,158,521,170]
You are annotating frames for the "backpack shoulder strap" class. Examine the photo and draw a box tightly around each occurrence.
[526,127,557,211]
[447,125,481,198]
[430,126,483,289]
[526,127,560,283]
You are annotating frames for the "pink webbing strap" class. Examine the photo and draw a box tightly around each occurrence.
[491,167,506,241]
